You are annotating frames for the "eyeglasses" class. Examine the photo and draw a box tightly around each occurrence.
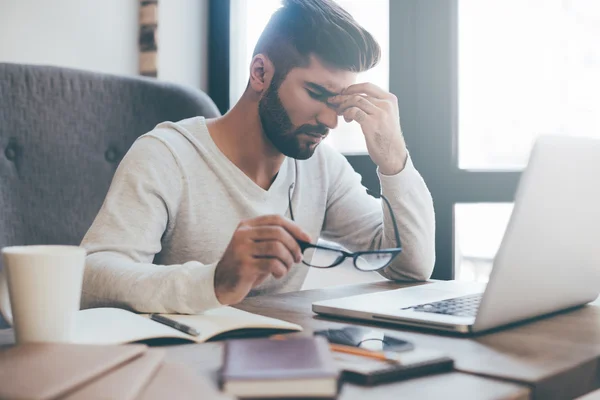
[288,184,403,271]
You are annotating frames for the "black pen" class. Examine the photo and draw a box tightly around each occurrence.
[150,314,200,336]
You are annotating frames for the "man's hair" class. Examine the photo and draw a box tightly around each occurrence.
[253,0,381,83]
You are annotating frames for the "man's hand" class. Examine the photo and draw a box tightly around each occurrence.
[328,83,408,175]
[214,215,312,305]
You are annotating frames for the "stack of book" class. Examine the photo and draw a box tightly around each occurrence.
[0,342,232,400]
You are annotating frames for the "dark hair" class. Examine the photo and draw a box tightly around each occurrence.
[253,0,381,83]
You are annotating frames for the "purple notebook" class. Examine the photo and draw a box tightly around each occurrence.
[221,335,339,398]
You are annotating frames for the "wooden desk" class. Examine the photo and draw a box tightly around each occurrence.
[0,325,528,400]
[234,282,600,400]
[2,280,597,399]
[6,280,597,399]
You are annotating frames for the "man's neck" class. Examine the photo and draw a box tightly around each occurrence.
[206,94,286,190]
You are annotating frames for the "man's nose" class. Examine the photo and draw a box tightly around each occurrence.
[317,106,339,130]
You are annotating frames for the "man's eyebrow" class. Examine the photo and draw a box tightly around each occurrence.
[305,82,340,97]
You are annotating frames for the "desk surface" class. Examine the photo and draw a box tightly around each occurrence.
[0,324,529,400]
[235,281,600,400]
[163,339,531,400]
[3,281,600,399]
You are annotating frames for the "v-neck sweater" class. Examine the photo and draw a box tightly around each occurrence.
[80,117,435,313]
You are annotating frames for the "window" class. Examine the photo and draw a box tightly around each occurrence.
[454,203,513,282]
[459,0,600,170]
[454,0,600,282]
[229,0,389,154]
[391,0,600,281]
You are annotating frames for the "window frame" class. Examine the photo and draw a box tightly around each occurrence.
[390,0,520,279]
[208,0,230,114]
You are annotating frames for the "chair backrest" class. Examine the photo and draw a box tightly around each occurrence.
[0,62,221,251]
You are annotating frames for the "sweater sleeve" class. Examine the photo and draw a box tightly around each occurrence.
[320,148,435,281]
[80,135,223,313]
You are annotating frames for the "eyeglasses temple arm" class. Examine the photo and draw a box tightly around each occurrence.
[367,189,402,250]
[291,183,401,251]
[288,182,295,221]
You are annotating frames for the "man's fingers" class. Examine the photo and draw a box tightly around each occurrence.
[343,107,369,124]
[329,95,378,115]
[255,258,288,279]
[252,240,296,270]
[249,226,302,262]
[242,214,312,242]
[342,82,389,99]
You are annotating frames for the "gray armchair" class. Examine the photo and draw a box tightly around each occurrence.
[0,62,220,326]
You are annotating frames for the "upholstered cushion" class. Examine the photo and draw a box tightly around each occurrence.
[0,63,220,327]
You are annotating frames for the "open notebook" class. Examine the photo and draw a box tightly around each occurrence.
[73,307,302,345]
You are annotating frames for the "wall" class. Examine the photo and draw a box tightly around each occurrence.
[158,0,208,91]
[0,0,139,76]
[0,0,208,91]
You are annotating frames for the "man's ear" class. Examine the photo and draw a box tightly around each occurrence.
[249,54,274,94]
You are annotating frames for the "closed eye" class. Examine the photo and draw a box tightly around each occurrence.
[307,90,330,102]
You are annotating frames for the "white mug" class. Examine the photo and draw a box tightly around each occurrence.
[0,245,86,344]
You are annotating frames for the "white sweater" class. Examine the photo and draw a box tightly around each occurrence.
[80,117,435,313]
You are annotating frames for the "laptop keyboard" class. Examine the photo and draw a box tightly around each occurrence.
[402,293,482,317]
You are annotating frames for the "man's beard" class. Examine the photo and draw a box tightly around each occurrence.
[258,80,329,160]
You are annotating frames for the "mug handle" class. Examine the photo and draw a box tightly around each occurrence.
[0,267,13,326]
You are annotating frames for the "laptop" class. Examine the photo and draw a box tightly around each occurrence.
[313,135,600,334]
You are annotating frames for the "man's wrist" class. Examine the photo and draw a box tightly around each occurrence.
[213,263,230,305]
[379,151,408,176]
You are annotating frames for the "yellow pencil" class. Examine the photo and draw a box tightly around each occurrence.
[269,334,391,361]
[329,343,388,361]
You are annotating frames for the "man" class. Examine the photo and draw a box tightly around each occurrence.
[81,0,435,313]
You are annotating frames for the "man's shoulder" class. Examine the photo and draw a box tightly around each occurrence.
[148,116,204,144]
[137,116,208,161]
